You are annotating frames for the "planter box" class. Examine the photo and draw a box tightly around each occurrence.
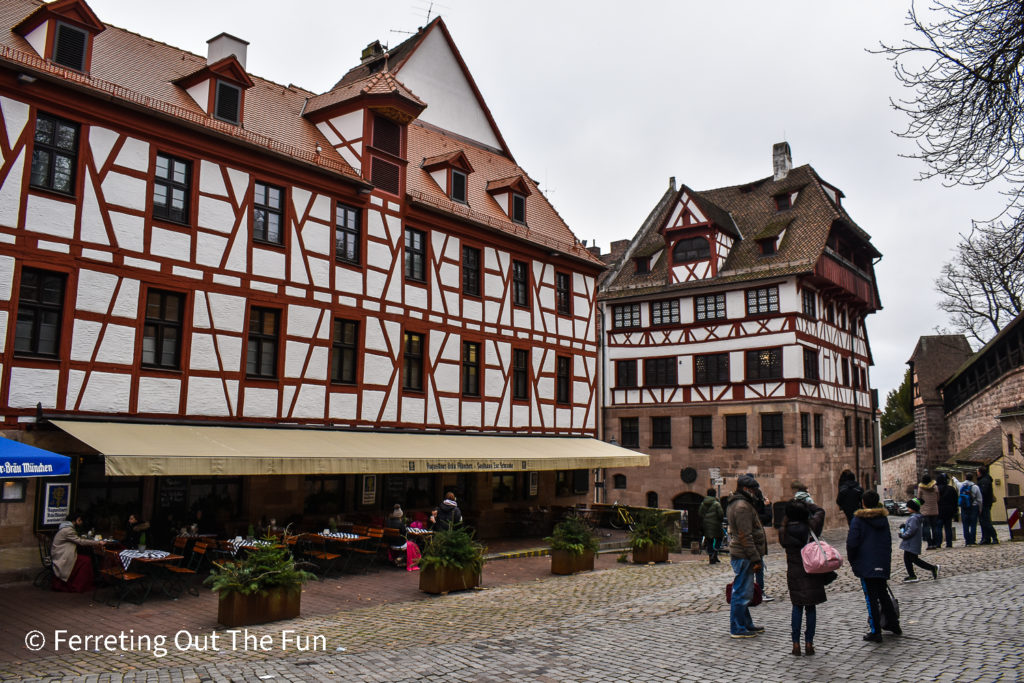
[217,587,302,627]
[550,549,595,575]
[419,565,481,594]
[631,544,669,564]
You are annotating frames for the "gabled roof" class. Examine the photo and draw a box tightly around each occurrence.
[670,184,741,240]
[304,68,425,120]
[946,427,1003,467]
[174,55,254,89]
[14,0,103,35]
[486,175,531,196]
[600,164,880,298]
[422,149,473,173]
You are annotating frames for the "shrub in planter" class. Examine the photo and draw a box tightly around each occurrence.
[546,514,599,575]
[419,524,485,594]
[205,541,316,627]
[628,508,675,564]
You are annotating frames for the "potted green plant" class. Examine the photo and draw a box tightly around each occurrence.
[629,508,675,564]
[137,532,147,551]
[419,524,485,594]
[546,514,599,575]
[205,540,316,627]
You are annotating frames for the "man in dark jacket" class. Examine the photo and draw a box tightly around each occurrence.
[836,469,863,525]
[977,466,999,545]
[936,473,958,548]
[698,489,724,564]
[726,474,767,638]
[435,492,463,531]
[847,490,900,642]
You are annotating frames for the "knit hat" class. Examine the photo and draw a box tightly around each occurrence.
[907,498,922,511]
[737,473,759,489]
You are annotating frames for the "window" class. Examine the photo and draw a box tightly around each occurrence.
[620,418,639,448]
[153,153,191,224]
[556,469,589,495]
[14,268,65,357]
[761,413,784,447]
[246,307,279,378]
[335,203,361,264]
[331,319,359,384]
[844,416,852,447]
[746,348,782,380]
[801,413,811,447]
[214,81,242,124]
[672,237,710,262]
[746,286,779,315]
[813,414,823,447]
[759,238,777,256]
[142,289,184,369]
[403,332,424,391]
[53,21,87,71]
[615,359,638,388]
[371,156,400,194]
[842,358,850,386]
[492,473,516,503]
[462,246,481,297]
[644,357,677,387]
[451,169,468,203]
[372,115,401,156]
[651,417,672,448]
[646,491,659,508]
[694,353,729,384]
[556,356,571,404]
[511,192,526,224]
[612,473,627,489]
[635,258,649,274]
[512,260,529,307]
[650,299,679,326]
[774,193,791,211]
[695,293,726,321]
[826,303,835,324]
[405,228,426,282]
[253,182,283,245]
[462,341,480,396]
[612,304,641,329]
[725,414,747,448]
[802,290,816,318]
[691,415,713,448]
[512,349,529,400]
[30,112,79,194]
[556,272,571,315]
[803,348,819,380]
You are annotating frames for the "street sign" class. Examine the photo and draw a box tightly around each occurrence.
[709,467,720,480]
[713,478,725,486]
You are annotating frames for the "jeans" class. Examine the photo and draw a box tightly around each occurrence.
[729,558,757,635]
[961,506,978,545]
[979,505,998,543]
[791,604,816,643]
[860,578,899,634]
[926,515,942,548]
[755,561,765,591]
[939,515,955,547]
[704,535,721,563]
[903,550,936,578]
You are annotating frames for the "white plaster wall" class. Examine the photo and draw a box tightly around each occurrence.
[337,265,364,296]
[433,364,459,394]
[25,194,76,239]
[217,334,243,372]
[726,290,745,319]
[291,385,325,419]
[79,372,131,412]
[1,96,29,150]
[0,255,13,300]
[329,391,357,421]
[196,232,228,267]
[284,340,310,379]
[401,395,425,424]
[253,248,285,280]
[440,396,459,425]
[186,376,229,416]
[287,305,321,339]
[76,270,118,314]
[88,127,118,170]
[101,171,147,212]
[115,137,150,172]
[0,311,6,353]
[462,401,480,427]
[186,82,209,112]
[206,293,246,332]
[70,319,100,362]
[405,284,428,310]
[361,390,385,421]
[95,324,135,365]
[779,280,799,312]
[150,226,191,261]
[110,211,144,252]
[362,354,395,387]
[136,377,181,413]
[110,278,140,318]
[198,196,237,234]
[301,219,331,256]
[23,23,46,56]
[243,388,278,417]
[0,148,24,229]
[7,367,58,408]
[189,333,218,371]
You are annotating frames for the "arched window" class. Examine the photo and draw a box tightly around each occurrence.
[646,491,659,508]
[672,237,710,263]
[613,474,627,489]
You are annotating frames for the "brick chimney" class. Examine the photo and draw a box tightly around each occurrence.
[773,142,792,181]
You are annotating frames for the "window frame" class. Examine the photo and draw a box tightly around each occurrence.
[214,80,242,125]
[691,415,713,448]
[462,340,481,397]
[803,348,820,381]
[246,306,280,379]
[512,348,530,401]
[152,152,192,225]
[405,228,427,283]
[335,202,361,265]
[801,289,817,319]
[672,236,710,263]
[620,417,639,448]
[844,416,852,447]
[813,413,824,448]
[52,20,88,71]
[725,414,747,448]
[30,112,79,195]
[615,359,638,388]
[556,272,572,316]
[331,318,359,385]
[694,353,730,385]
[462,245,481,297]
[512,260,530,308]
[141,288,185,370]
[253,181,284,246]
[745,285,780,316]
[511,192,526,224]
[643,357,678,387]
[14,267,66,358]
[745,347,783,381]
[650,299,680,326]
[451,169,468,204]
[612,304,641,329]
[556,355,571,404]
[695,293,727,321]
[651,416,672,448]
[800,412,811,448]
[403,331,425,392]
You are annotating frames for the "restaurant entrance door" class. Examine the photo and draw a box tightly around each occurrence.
[671,491,704,547]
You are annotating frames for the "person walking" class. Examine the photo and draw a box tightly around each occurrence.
[976,465,999,545]
[916,474,941,550]
[779,498,829,656]
[836,469,863,525]
[726,474,767,638]
[846,490,901,642]
[898,498,939,583]
[956,473,982,545]
[750,483,775,601]
[791,480,815,505]
[936,473,958,548]
[698,488,725,564]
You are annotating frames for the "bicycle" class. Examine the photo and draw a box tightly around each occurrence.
[608,502,635,531]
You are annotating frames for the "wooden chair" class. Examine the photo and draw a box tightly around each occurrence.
[94,549,150,607]
[382,527,408,568]
[298,533,342,579]
[163,540,201,596]
[346,527,383,574]
[33,532,54,588]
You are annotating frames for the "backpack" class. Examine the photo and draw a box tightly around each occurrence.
[958,483,973,509]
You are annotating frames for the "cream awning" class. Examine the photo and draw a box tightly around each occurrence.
[50,421,649,477]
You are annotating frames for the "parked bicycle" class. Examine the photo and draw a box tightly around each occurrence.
[608,502,635,531]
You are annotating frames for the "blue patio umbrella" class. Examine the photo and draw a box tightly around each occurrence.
[0,436,71,477]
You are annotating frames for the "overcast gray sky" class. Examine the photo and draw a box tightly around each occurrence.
[85,0,1010,401]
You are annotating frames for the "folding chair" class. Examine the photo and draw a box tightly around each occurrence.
[163,540,201,596]
[346,528,383,574]
[34,533,54,588]
[382,527,408,568]
[95,549,151,607]
[298,534,342,580]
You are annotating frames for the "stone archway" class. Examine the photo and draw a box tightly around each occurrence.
[672,491,705,546]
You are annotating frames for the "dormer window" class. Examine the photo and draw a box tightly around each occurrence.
[422,150,473,205]
[512,193,526,224]
[14,0,105,73]
[53,21,87,70]
[214,80,242,124]
[758,238,778,256]
[452,169,467,203]
[486,175,532,225]
[635,257,649,274]
[672,237,709,263]
[775,194,790,211]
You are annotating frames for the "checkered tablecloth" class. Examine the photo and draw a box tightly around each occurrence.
[228,538,273,555]
[119,549,169,570]
[319,531,361,540]
[406,527,433,536]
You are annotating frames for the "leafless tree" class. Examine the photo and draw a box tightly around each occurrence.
[935,214,1024,345]
[879,0,1024,205]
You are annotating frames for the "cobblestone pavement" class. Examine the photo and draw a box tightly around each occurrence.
[3,520,1020,682]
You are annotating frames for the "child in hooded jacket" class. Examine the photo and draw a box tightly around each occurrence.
[897,498,939,583]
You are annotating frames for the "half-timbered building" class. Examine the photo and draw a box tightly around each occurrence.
[598,143,880,531]
[0,0,644,549]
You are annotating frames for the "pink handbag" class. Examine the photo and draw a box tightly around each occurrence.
[801,528,843,574]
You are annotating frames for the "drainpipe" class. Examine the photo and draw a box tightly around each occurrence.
[596,304,607,504]
[851,310,860,485]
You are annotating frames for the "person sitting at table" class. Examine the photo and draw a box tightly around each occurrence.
[51,512,107,593]
[435,493,463,531]
[385,504,405,532]
[427,508,439,530]
[122,513,150,549]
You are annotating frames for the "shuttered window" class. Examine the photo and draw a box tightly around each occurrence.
[371,157,400,194]
[372,116,401,155]
[214,81,242,124]
[52,22,87,71]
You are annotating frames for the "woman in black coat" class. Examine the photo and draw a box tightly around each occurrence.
[779,499,828,656]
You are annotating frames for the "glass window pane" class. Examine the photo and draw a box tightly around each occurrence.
[55,123,77,150]
[30,150,50,186]
[35,117,54,143]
